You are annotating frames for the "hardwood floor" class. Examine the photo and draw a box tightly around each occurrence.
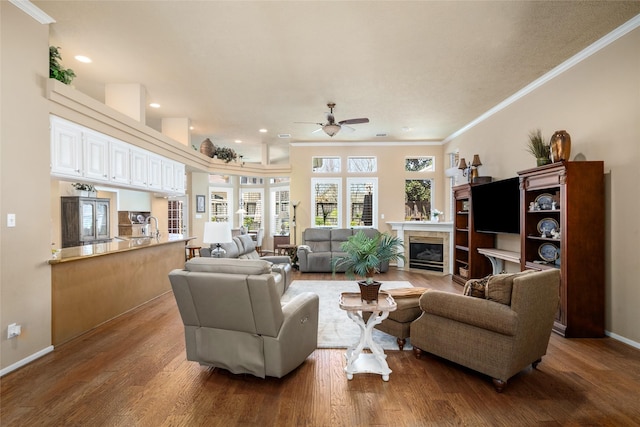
[2,268,640,426]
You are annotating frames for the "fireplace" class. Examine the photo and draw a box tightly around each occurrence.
[388,221,453,275]
[409,236,444,272]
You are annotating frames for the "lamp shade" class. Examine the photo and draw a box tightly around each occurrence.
[471,154,482,167]
[323,124,341,137]
[458,158,468,170]
[203,222,232,244]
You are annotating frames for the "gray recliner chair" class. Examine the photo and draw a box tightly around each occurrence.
[169,258,319,378]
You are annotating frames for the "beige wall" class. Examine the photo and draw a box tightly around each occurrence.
[289,143,445,245]
[443,27,640,343]
[1,3,54,369]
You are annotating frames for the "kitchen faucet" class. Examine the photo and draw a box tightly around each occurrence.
[145,216,160,238]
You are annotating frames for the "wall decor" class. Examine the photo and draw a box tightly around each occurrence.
[196,195,206,213]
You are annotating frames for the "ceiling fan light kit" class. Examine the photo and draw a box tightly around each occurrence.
[298,102,369,137]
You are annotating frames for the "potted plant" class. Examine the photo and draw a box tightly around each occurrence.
[71,182,96,197]
[431,208,443,222]
[49,46,76,85]
[527,129,551,166]
[331,230,405,303]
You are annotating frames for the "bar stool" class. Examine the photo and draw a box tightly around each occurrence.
[186,245,201,260]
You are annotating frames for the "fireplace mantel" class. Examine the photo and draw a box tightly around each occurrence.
[387,221,454,274]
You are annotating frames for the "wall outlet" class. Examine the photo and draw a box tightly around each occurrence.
[7,323,21,339]
[7,213,16,227]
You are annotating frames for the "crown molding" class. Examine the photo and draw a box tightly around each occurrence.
[443,13,640,144]
[9,0,55,24]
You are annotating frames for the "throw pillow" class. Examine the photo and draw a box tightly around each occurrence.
[485,270,533,305]
[463,275,491,299]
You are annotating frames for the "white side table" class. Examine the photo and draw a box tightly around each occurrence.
[339,291,397,381]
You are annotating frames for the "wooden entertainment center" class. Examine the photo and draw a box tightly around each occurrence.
[453,161,605,338]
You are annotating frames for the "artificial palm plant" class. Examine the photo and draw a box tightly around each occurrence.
[331,230,405,283]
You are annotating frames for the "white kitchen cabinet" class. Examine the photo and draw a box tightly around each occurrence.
[83,131,110,182]
[110,140,130,185]
[130,148,148,187]
[51,116,83,178]
[173,162,185,194]
[162,160,175,192]
[147,154,163,190]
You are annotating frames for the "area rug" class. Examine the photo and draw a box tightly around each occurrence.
[281,280,414,351]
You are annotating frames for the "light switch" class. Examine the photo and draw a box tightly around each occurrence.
[7,213,16,227]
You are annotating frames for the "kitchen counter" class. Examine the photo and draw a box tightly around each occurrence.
[50,235,194,345]
[49,234,195,264]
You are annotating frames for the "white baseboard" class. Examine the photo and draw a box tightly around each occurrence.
[606,331,640,350]
[0,345,54,377]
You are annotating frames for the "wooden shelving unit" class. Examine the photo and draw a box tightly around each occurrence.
[452,184,494,285]
[518,161,604,337]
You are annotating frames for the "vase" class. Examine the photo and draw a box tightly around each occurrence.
[550,130,571,163]
[537,157,551,167]
[358,280,382,303]
[199,138,215,158]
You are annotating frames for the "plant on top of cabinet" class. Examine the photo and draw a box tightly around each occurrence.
[214,146,238,163]
[49,46,76,85]
[71,182,95,192]
[526,129,551,167]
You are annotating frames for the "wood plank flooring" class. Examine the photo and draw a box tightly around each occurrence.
[2,268,640,426]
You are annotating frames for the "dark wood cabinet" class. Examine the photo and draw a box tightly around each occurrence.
[61,196,111,248]
[518,161,604,337]
[452,184,494,285]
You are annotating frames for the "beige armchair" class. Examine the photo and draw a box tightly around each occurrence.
[411,269,560,392]
[169,258,319,378]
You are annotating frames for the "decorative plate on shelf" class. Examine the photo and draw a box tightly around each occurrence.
[136,214,145,223]
[535,193,554,210]
[537,218,559,235]
[538,243,559,262]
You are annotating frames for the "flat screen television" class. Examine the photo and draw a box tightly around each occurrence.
[471,177,521,234]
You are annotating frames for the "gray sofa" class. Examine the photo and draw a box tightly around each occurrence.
[296,228,389,273]
[200,234,292,289]
[169,258,319,378]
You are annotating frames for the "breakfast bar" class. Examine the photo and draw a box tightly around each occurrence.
[49,235,194,345]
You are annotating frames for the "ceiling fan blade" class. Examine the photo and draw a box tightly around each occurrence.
[295,121,325,126]
[341,125,355,133]
[311,127,325,134]
[339,118,369,125]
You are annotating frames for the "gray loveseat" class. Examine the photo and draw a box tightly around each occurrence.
[297,228,390,273]
[169,258,319,378]
[200,234,292,289]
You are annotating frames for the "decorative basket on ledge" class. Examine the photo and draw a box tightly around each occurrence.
[459,266,469,279]
[358,280,382,303]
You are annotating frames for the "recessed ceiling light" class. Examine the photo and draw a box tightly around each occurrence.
[74,55,92,63]
[189,126,194,130]
[234,140,242,144]
[278,134,291,139]
[149,103,161,108]
[376,133,387,137]
[259,128,268,133]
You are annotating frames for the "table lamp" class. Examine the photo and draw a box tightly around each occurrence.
[203,222,232,258]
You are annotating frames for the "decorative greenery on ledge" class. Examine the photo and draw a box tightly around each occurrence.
[214,146,238,163]
[50,46,76,85]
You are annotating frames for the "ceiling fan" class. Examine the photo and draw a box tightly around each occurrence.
[297,103,369,137]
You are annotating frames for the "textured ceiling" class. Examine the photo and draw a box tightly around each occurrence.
[35,1,640,163]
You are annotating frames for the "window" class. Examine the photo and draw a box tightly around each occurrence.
[210,188,233,222]
[311,178,341,227]
[167,199,185,235]
[240,189,263,232]
[271,187,290,235]
[347,178,378,228]
[405,179,433,220]
[405,157,435,172]
[348,157,377,173]
[312,156,341,173]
